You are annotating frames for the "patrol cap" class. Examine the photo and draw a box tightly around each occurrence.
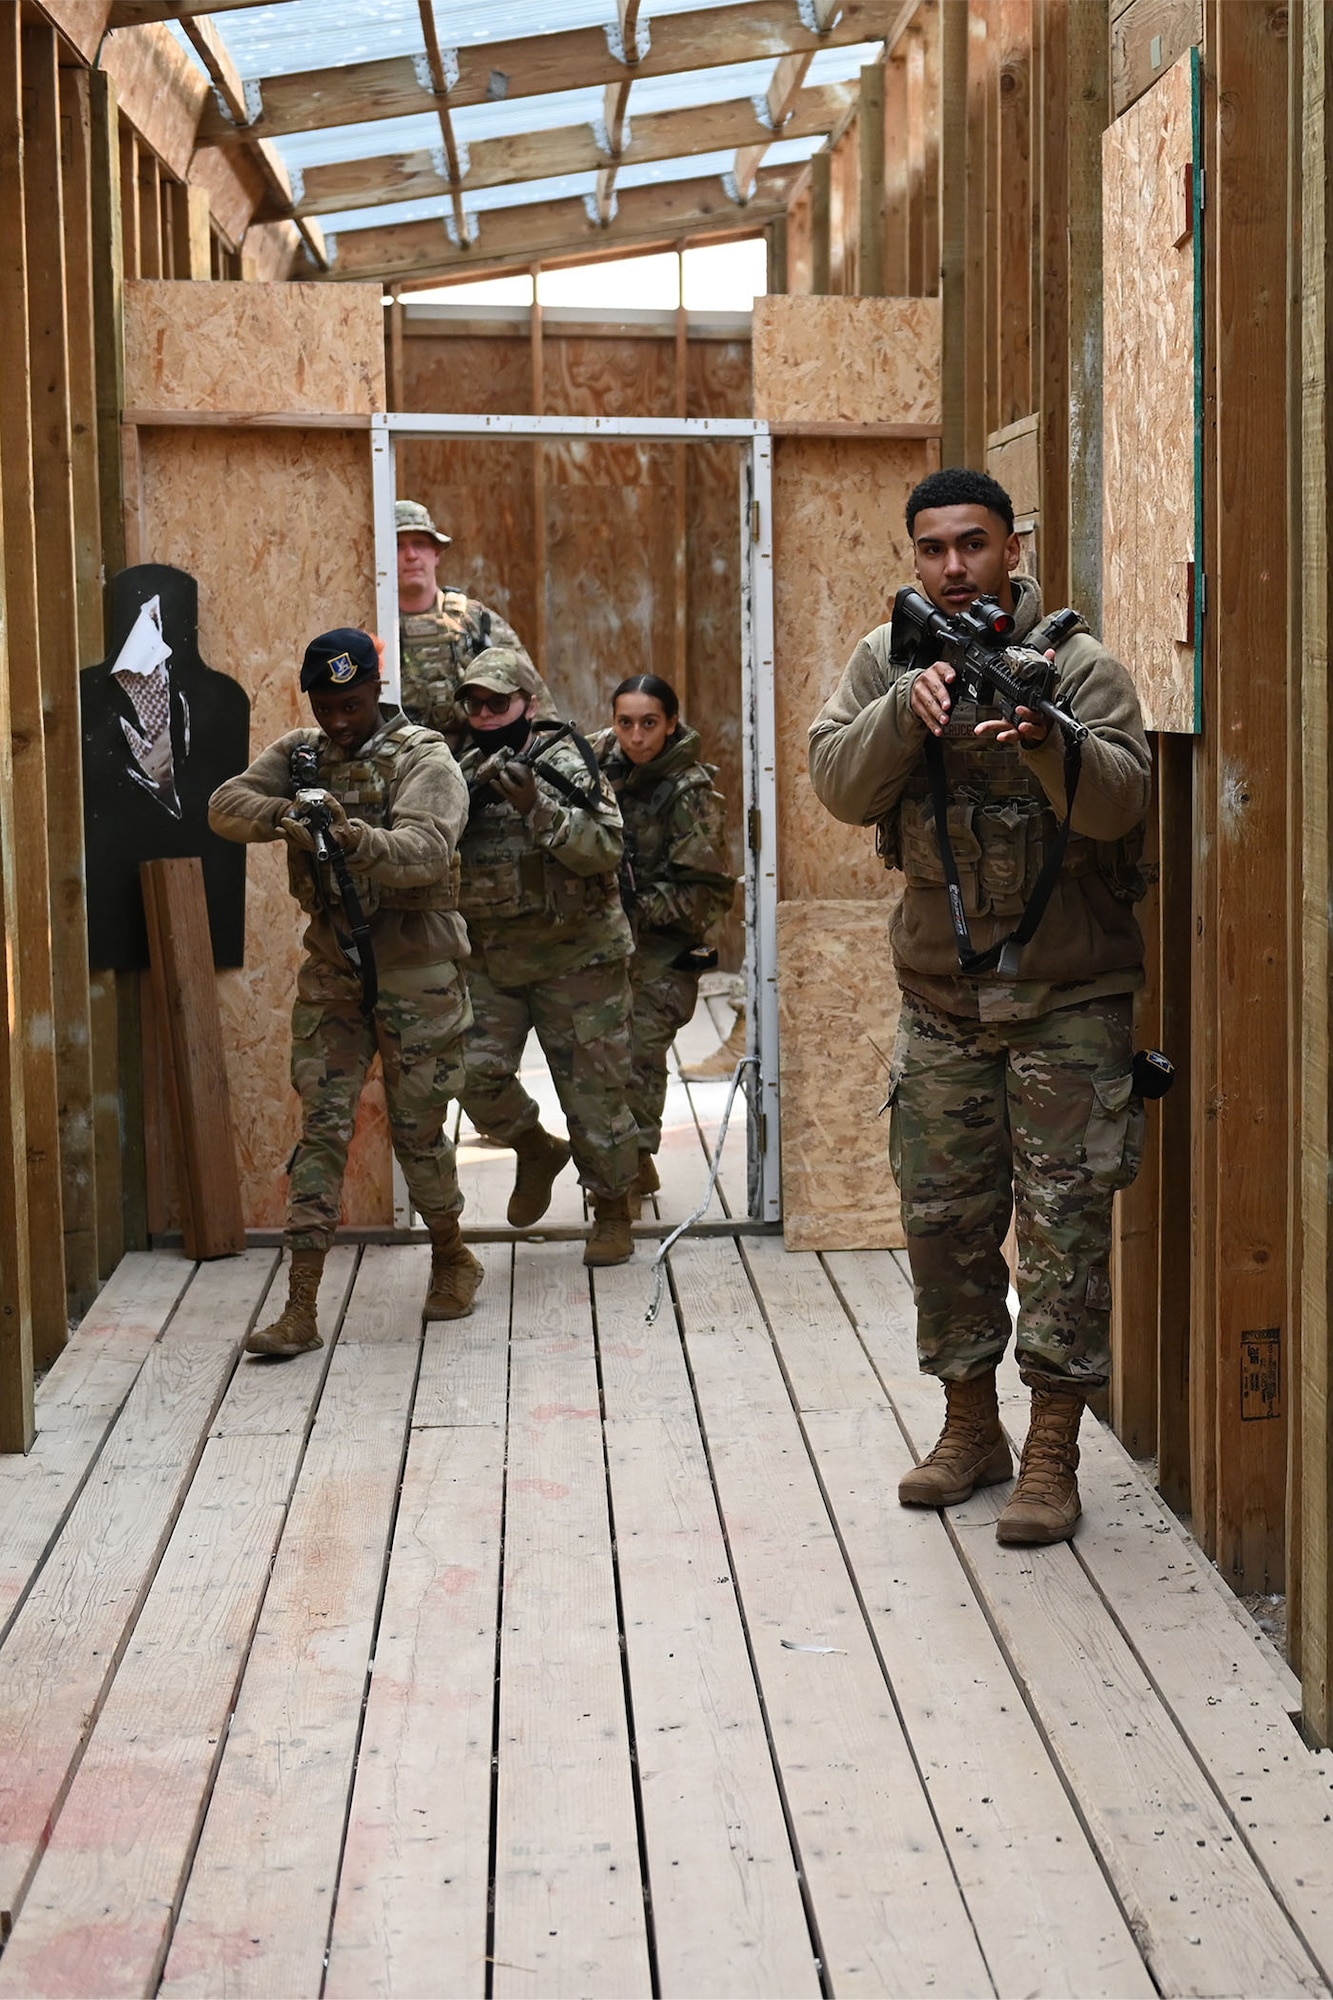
[457,646,541,699]
[395,498,451,547]
[300,627,381,693]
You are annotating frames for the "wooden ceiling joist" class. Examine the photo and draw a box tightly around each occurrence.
[108,0,294,21]
[178,10,327,266]
[320,162,801,286]
[277,82,854,221]
[417,0,472,246]
[195,0,885,146]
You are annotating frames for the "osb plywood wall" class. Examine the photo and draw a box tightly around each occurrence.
[125,279,386,416]
[1102,51,1198,733]
[752,296,942,426]
[397,322,749,970]
[127,282,392,1229]
[773,435,934,901]
[777,900,904,1251]
[757,295,939,1249]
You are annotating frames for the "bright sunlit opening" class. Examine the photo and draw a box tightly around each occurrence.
[401,237,768,313]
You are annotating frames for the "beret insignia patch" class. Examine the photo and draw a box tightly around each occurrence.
[327,652,357,684]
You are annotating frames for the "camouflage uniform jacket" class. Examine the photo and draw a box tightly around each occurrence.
[399,588,555,749]
[807,574,1151,1022]
[208,706,470,975]
[593,723,736,976]
[456,725,632,987]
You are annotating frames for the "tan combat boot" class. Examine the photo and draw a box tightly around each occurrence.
[507,1125,572,1228]
[626,1151,660,1221]
[995,1381,1086,1545]
[897,1371,1012,1507]
[424,1217,485,1321]
[247,1249,325,1358]
[584,1192,634,1268]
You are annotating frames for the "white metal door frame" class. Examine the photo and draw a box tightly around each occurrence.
[370,410,780,1224]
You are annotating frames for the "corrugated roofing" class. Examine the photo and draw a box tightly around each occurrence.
[318,133,822,239]
[195,0,745,78]
[170,4,884,271]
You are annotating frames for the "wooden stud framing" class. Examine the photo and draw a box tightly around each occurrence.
[25,25,98,1327]
[1298,0,1333,1734]
[810,150,832,294]
[939,4,967,460]
[0,329,33,1455]
[1065,0,1107,622]
[674,263,689,705]
[858,63,887,296]
[883,49,909,294]
[996,0,1033,429]
[962,2,989,465]
[0,12,70,1371]
[905,24,927,293]
[1193,0,1293,1592]
[1034,0,1069,601]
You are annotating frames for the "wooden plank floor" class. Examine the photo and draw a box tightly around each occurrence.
[2,1021,1332,1997]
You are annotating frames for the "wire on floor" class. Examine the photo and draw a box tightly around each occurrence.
[645,1055,756,1325]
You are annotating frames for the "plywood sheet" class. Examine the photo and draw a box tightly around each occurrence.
[752,295,941,426]
[35,0,112,64]
[136,427,390,1228]
[774,434,933,901]
[96,22,207,180]
[124,280,386,417]
[187,145,265,251]
[777,899,903,1251]
[1102,51,1197,733]
[986,413,1040,517]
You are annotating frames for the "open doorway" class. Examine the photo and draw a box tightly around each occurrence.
[370,410,779,1223]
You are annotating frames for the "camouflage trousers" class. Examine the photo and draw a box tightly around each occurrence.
[887,991,1142,1389]
[459,956,638,1199]
[627,957,700,1153]
[286,956,472,1252]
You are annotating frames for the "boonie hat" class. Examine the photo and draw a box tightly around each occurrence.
[395,498,451,547]
[300,627,381,693]
[458,646,541,700]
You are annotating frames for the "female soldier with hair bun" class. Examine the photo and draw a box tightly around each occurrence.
[594,674,736,1213]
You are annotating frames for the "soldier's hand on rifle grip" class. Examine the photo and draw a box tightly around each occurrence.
[909,660,956,737]
[494,761,538,816]
[972,648,1056,748]
[320,795,364,852]
[278,807,318,853]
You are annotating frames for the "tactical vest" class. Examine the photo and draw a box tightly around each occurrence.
[399,590,485,710]
[286,720,460,916]
[617,764,715,889]
[877,710,1145,914]
[459,751,620,932]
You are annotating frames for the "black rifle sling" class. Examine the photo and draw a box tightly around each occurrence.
[524,720,605,811]
[305,845,379,1018]
[925,726,1083,980]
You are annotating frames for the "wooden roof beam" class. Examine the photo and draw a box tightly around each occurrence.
[597,0,646,221]
[108,0,295,21]
[731,48,816,201]
[196,0,885,145]
[417,0,473,246]
[181,13,328,267]
[320,163,801,287]
[282,83,854,221]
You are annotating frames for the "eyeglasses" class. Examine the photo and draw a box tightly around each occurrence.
[461,690,516,716]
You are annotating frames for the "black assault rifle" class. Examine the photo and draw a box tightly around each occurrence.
[289,742,378,1016]
[890,587,1089,743]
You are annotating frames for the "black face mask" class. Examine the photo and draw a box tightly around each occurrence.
[467,714,530,755]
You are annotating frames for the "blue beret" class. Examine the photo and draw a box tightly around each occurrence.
[300,627,380,693]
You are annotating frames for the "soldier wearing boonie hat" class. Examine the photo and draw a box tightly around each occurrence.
[452,645,640,1268]
[395,497,557,749]
[209,623,482,1356]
